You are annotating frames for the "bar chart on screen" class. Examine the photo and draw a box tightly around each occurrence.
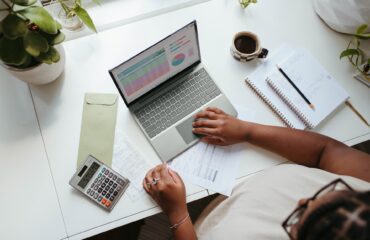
[118,48,170,96]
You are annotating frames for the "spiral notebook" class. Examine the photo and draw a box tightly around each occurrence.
[245,46,349,129]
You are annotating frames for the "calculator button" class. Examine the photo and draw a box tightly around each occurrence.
[87,189,91,194]
[109,180,113,186]
[106,193,111,198]
[91,183,95,188]
[101,183,106,188]
[117,178,125,186]
[94,186,98,191]
[101,175,106,180]
[98,196,103,201]
[113,183,117,189]
[102,191,107,196]
[101,198,107,204]
[109,196,115,201]
[98,180,102,185]
[104,178,109,184]
[116,187,121,192]
[105,201,111,208]
[90,191,95,196]
[94,178,98,183]
[109,188,114,193]
[109,172,113,178]
[104,187,109,192]
[98,173,102,177]
[113,175,117,181]
[104,170,109,175]
[98,188,102,193]
[94,193,98,199]
[101,167,106,172]
[113,191,118,196]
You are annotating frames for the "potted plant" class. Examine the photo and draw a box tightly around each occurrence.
[239,0,257,9]
[340,24,370,85]
[0,0,95,85]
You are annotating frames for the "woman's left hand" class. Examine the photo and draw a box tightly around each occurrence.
[143,164,188,224]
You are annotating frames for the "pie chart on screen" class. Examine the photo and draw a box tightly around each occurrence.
[172,53,186,66]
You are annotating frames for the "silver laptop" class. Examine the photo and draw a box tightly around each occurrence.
[109,21,237,161]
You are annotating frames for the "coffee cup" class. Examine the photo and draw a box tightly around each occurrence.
[230,31,268,62]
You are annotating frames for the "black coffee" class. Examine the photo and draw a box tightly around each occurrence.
[234,35,256,54]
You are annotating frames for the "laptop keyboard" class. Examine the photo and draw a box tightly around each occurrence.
[135,68,222,139]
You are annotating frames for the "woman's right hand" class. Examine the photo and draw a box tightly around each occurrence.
[192,107,249,146]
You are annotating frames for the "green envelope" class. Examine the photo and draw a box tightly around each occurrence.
[77,93,118,168]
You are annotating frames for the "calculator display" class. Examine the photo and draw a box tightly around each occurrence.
[78,162,100,189]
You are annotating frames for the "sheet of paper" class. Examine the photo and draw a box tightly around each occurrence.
[169,105,256,196]
[112,110,153,201]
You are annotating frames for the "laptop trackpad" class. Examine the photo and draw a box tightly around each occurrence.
[176,117,200,144]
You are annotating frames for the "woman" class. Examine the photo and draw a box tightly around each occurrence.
[143,107,370,240]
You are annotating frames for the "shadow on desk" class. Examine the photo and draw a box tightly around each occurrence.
[87,141,370,240]
[86,194,218,240]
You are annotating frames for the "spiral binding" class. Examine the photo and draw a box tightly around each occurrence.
[245,78,296,128]
[266,78,314,129]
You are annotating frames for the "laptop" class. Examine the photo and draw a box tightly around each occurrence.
[109,20,237,161]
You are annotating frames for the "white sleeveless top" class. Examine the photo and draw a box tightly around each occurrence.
[194,164,370,240]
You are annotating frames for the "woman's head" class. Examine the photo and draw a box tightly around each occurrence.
[296,190,370,240]
[283,179,370,240]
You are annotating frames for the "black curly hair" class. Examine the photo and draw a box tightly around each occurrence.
[297,191,370,240]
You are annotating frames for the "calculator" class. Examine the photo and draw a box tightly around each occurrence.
[69,155,130,211]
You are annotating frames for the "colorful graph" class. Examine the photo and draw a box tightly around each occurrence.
[118,49,170,96]
[172,53,185,66]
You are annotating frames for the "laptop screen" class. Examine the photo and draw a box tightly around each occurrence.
[110,21,201,105]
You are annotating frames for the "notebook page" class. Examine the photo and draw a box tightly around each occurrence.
[245,45,306,129]
[267,49,349,128]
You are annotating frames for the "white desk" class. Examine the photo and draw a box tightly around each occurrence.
[4,0,370,239]
[0,70,67,240]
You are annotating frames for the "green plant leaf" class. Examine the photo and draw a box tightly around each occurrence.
[73,5,97,32]
[356,24,368,35]
[19,6,58,34]
[41,30,65,45]
[10,0,37,6]
[35,46,60,64]
[339,49,359,59]
[56,21,62,30]
[0,37,29,66]
[23,30,49,56]
[91,0,101,6]
[353,33,370,40]
[2,14,27,39]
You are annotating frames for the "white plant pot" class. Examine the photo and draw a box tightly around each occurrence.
[1,45,66,85]
[312,0,370,34]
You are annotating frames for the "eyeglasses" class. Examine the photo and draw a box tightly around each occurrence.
[281,178,354,239]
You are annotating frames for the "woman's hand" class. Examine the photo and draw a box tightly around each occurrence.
[192,107,249,145]
[143,164,188,224]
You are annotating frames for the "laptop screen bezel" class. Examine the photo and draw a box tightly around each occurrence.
[109,20,201,108]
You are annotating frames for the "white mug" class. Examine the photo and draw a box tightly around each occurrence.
[230,31,268,62]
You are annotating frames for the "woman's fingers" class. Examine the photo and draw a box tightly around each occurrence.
[192,127,220,136]
[168,168,183,186]
[205,107,225,115]
[192,119,220,128]
[194,110,220,120]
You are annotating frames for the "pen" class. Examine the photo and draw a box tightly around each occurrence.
[276,64,315,110]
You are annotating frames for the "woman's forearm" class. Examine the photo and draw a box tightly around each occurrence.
[243,122,335,168]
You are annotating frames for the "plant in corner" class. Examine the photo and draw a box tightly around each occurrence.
[239,0,257,9]
[0,0,96,84]
[340,24,370,83]
[0,0,66,68]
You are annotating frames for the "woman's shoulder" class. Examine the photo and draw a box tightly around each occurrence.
[194,164,370,240]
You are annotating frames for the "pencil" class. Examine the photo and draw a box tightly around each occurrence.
[346,101,370,127]
[276,64,315,110]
